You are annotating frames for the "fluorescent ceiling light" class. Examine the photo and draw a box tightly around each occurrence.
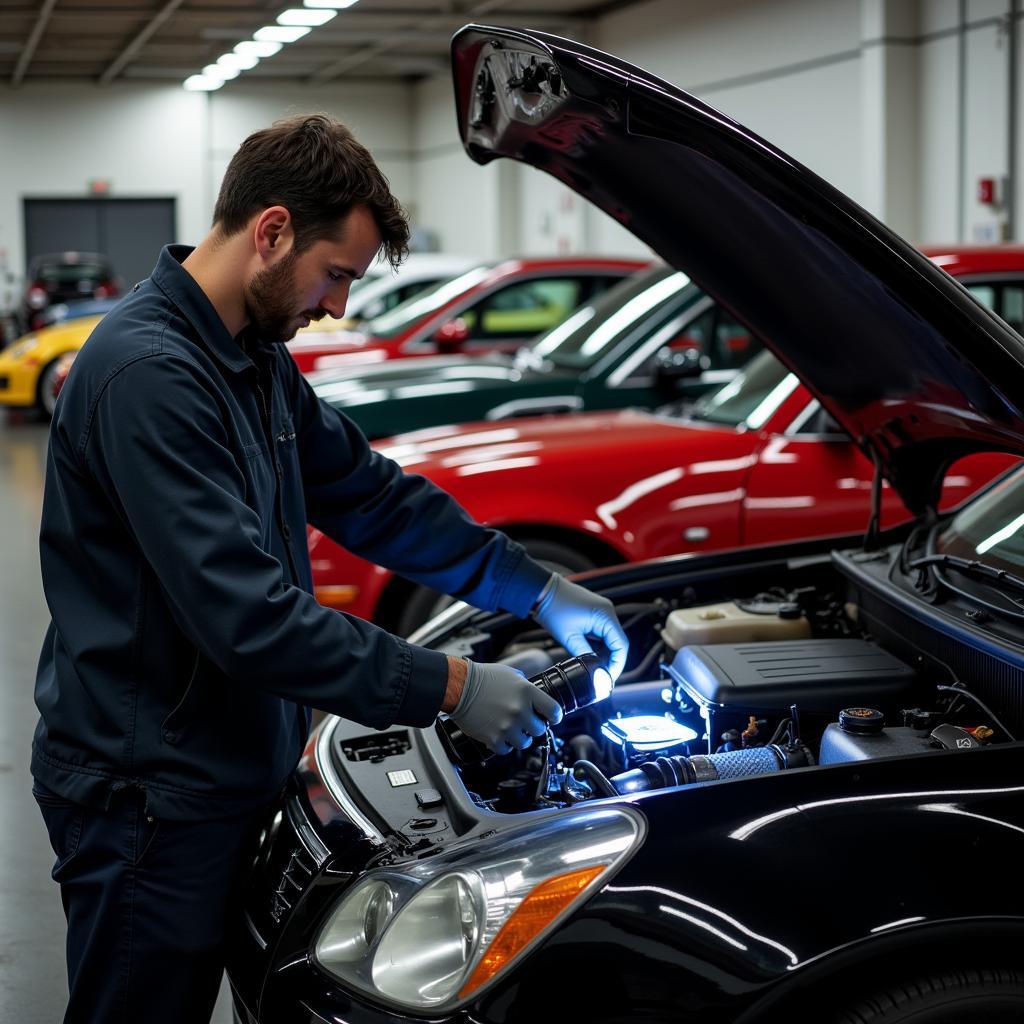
[235,40,283,58]
[254,24,311,42]
[304,0,358,7]
[184,75,224,91]
[218,52,259,71]
[278,7,336,25]
[203,63,239,81]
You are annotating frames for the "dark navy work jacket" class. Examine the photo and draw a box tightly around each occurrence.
[32,246,550,820]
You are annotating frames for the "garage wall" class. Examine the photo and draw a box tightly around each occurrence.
[411,0,1024,255]
[0,79,414,291]
[1,0,1023,287]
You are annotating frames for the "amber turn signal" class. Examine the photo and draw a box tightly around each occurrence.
[314,585,360,609]
[458,865,604,998]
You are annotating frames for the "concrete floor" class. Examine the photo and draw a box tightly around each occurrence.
[0,413,232,1023]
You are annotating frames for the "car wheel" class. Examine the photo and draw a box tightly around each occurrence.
[393,539,597,637]
[834,967,1024,1023]
[37,359,62,419]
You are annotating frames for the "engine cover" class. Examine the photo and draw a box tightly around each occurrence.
[665,638,916,717]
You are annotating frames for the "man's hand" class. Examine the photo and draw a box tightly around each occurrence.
[532,574,628,682]
[447,658,563,756]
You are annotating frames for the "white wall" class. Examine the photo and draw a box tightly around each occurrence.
[0,79,414,289]
[2,0,1023,288]
[410,0,1024,254]
[0,83,207,290]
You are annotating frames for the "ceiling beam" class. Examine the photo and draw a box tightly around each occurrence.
[12,0,59,87]
[99,0,187,84]
[308,0,516,83]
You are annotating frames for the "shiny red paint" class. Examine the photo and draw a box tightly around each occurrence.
[921,244,1024,276]
[285,257,647,373]
[307,382,1020,622]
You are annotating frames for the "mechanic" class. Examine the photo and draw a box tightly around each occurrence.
[30,114,628,1024]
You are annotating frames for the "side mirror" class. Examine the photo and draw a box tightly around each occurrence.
[434,317,470,352]
[654,345,709,389]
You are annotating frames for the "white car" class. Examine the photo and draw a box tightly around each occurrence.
[342,252,479,325]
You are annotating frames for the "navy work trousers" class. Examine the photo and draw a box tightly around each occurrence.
[34,781,270,1024]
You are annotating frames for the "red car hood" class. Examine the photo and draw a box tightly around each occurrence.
[373,408,735,472]
[451,27,1024,515]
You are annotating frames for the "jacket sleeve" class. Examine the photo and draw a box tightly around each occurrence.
[82,352,448,729]
[284,354,551,618]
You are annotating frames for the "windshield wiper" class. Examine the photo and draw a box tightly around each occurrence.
[907,553,1024,619]
[907,554,1024,595]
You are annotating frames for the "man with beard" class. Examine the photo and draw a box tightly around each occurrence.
[31,114,627,1024]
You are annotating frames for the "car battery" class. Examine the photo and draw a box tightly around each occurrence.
[664,638,917,745]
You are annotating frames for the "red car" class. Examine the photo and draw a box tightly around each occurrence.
[285,256,647,373]
[308,345,1019,633]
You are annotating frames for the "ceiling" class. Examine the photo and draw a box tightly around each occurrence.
[0,0,640,87]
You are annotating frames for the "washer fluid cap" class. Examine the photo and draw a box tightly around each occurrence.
[839,707,885,734]
[777,602,802,619]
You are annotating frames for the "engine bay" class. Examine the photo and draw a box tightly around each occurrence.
[433,550,1020,814]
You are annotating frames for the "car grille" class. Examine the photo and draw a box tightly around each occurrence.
[245,797,324,945]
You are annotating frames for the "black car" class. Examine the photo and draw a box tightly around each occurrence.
[19,251,119,332]
[227,26,1024,1024]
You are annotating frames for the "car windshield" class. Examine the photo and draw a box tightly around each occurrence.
[36,262,109,283]
[686,349,796,427]
[936,465,1024,574]
[362,265,492,341]
[532,265,693,368]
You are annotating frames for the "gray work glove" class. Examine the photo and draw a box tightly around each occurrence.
[449,659,564,756]
[532,574,629,683]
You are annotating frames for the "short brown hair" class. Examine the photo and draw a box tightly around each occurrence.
[213,113,409,267]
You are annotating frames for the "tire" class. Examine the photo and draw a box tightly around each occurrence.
[393,538,597,638]
[37,359,62,419]
[834,967,1024,1024]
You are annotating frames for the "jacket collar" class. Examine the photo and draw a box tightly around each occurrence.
[150,244,254,373]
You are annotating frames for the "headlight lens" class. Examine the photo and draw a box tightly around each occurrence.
[317,879,394,965]
[372,873,481,1004]
[312,806,644,1012]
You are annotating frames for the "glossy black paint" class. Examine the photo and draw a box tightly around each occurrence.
[228,516,1024,1023]
[451,27,1024,514]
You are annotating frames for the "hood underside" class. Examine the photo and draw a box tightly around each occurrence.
[451,26,1024,515]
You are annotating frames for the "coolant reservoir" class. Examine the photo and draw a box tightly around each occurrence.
[661,601,812,651]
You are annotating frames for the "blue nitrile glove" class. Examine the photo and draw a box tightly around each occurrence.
[532,574,628,683]
[450,659,564,756]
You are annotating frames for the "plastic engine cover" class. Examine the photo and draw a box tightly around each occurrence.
[666,638,916,715]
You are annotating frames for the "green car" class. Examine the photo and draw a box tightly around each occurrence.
[310,265,760,438]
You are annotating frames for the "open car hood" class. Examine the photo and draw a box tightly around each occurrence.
[451,26,1024,515]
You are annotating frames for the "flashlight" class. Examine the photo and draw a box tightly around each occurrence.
[437,653,612,764]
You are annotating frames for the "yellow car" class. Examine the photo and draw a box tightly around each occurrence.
[0,314,103,417]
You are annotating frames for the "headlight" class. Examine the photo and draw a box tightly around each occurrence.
[313,806,644,1012]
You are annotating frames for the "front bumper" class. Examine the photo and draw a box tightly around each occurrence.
[0,356,39,406]
[227,782,451,1024]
